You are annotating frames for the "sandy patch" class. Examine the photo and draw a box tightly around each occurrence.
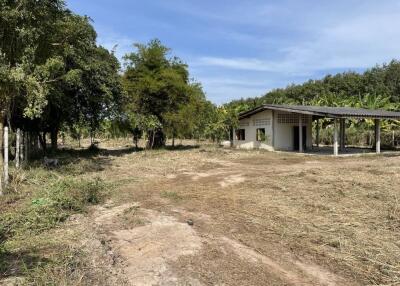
[219,174,246,187]
[96,204,202,285]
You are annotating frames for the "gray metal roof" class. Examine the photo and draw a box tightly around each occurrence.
[239,104,400,119]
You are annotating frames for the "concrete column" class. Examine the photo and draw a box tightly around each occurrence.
[299,114,303,153]
[340,118,345,151]
[375,119,381,154]
[333,119,339,156]
[316,118,320,147]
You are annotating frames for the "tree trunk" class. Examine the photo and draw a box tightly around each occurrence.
[39,132,47,154]
[148,129,165,149]
[133,135,138,149]
[151,130,155,149]
[4,126,8,188]
[50,128,58,152]
[172,132,175,147]
[229,127,233,147]
[90,131,94,146]
[16,128,20,168]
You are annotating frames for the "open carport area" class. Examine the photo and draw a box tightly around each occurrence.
[299,105,400,155]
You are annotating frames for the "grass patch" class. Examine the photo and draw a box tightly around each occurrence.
[160,191,183,201]
[0,177,105,239]
[0,176,107,281]
[122,205,147,227]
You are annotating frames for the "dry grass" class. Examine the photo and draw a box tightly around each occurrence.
[104,146,400,285]
[1,141,400,285]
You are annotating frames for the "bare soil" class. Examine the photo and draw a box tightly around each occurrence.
[29,145,400,285]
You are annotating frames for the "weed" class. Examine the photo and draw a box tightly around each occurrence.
[160,191,182,201]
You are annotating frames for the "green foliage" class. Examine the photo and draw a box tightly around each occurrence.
[1,0,123,153]
[123,39,188,119]
[122,39,214,147]
[226,60,400,142]
[229,61,400,112]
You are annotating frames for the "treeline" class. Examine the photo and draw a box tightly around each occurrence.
[0,0,235,192]
[225,61,400,146]
[226,60,400,111]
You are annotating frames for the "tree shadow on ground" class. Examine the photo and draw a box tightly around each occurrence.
[0,248,51,279]
[164,144,200,151]
[25,144,201,176]
[24,146,142,175]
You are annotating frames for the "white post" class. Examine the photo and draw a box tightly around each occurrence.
[20,131,24,163]
[375,119,381,154]
[333,119,338,156]
[340,118,345,151]
[299,114,303,152]
[4,126,8,187]
[16,128,20,168]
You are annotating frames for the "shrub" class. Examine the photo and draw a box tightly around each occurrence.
[47,177,105,211]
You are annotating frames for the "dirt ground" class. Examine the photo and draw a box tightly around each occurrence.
[64,145,400,285]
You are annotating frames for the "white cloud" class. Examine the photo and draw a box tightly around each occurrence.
[90,0,400,103]
[195,57,277,72]
[193,2,400,83]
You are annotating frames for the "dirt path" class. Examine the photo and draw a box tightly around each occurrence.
[90,201,349,285]
[84,149,370,285]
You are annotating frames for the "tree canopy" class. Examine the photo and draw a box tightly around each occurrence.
[122,39,214,147]
[0,0,123,152]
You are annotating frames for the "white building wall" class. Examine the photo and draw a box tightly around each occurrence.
[234,110,313,151]
[273,111,312,151]
[233,110,274,150]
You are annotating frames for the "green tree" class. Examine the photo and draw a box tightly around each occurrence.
[122,39,190,147]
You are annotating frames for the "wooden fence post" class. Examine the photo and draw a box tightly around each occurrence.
[0,120,3,194]
[20,130,24,164]
[16,128,20,168]
[4,126,9,187]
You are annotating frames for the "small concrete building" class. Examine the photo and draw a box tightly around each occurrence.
[233,104,400,155]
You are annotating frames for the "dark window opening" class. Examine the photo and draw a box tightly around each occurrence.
[236,129,245,140]
[256,128,266,141]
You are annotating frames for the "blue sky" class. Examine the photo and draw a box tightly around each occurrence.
[67,0,400,104]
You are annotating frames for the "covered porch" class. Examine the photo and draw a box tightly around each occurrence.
[264,104,400,156]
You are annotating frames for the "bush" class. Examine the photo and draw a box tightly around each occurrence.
[47,177,105,211]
